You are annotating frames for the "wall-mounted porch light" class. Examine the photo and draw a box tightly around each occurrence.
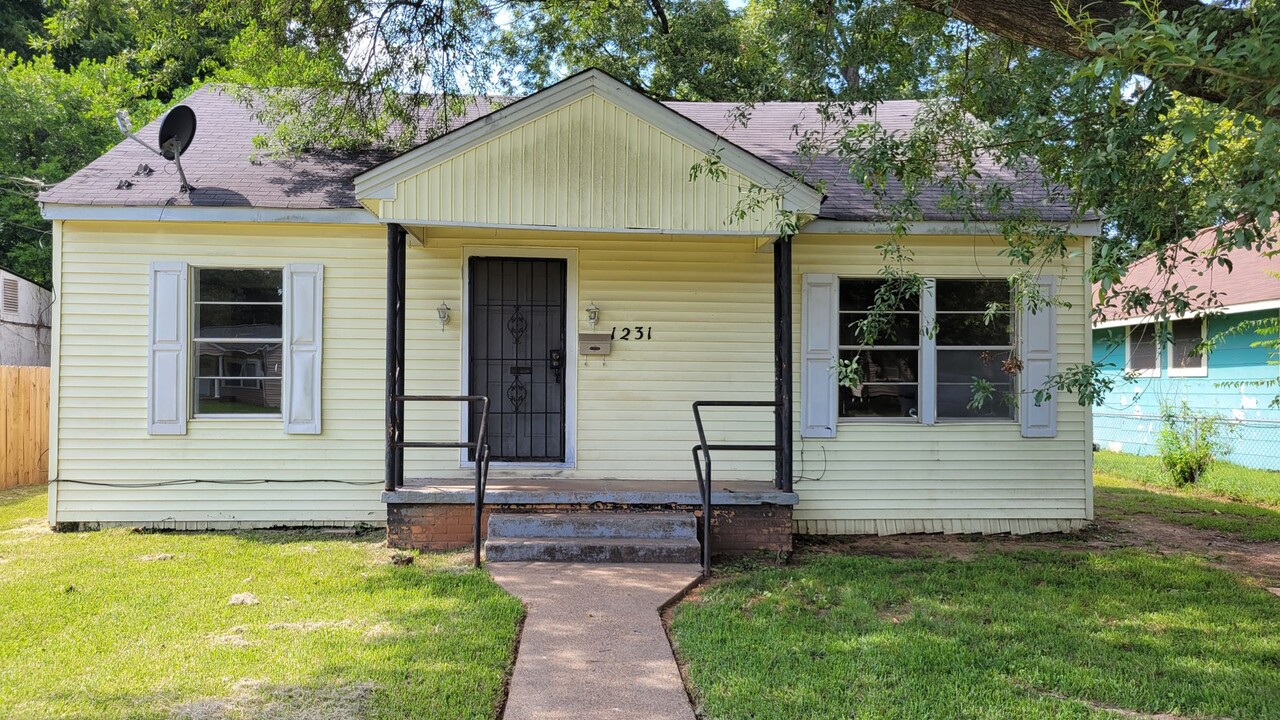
[586,302,600,328]
[436,302,451,331]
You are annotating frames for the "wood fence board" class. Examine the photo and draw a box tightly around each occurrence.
[2,365,49,488]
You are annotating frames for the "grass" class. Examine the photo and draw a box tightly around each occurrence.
[0,486,522,720]
[671,550,1280,720]
[1094,450,1280,506]
[1093,451,1280,541]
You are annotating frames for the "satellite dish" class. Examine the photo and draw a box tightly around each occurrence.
[158,106,197,161]
[115,105,198,193]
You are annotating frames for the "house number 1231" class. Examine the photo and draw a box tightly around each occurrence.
[611,326,653,341]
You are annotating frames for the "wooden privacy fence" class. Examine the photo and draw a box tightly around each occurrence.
[2,365,49,489]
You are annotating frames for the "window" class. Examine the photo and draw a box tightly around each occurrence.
[1126,322,1161,377]
[838,279,920,419]
[838,278,1015,423]
[192,268,284,416]
[935,280,1016,420]
[1167,318,1207,376]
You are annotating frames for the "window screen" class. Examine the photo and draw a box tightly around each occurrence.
[193,268,284,415]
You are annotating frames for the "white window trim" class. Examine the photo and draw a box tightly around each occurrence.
[836,276,1016,425]
[190,266,286,420]
[1166,317,1209,378]
[1124,323,1162,378]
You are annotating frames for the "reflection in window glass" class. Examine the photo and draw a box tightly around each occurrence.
[838,279,921,419]
[936,280,1015,420]
[193,268,284,415]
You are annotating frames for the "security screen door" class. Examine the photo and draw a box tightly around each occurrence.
[468,257,567,462]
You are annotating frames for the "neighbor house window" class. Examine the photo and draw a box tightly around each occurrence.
[1167,318,1207,376]
[1126,322,1161,377]
[838,278,1015,423]
[193,268,284,416]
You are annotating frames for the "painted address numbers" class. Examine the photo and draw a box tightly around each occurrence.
[610,326,653,341]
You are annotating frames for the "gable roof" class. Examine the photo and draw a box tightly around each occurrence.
[1095,223,1280,325]
[39,74,1080,224]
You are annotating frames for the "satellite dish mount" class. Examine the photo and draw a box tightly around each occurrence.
[115,106,198,193]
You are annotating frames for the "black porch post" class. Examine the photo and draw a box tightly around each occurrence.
[774,234,794,492]
[384,223,406,492]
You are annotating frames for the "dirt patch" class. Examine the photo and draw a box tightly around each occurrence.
[794,514,1280,587]
[1022,682,1230,720]
[1,520,50,541]
[170,679,376,720]
[138,553,176,562]
[876,602,913,624]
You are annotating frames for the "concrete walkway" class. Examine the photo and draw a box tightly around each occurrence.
[488,562,702,720]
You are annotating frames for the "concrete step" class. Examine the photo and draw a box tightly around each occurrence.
[484,537,702,563]
[487,512,696,540]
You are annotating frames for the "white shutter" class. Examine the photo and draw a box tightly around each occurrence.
[1020,276,1057,438]
[148,262,188,435]
[283,264,324,434]
[801,274,839,438]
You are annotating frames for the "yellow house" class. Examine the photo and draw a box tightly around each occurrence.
[38,70,1096,566]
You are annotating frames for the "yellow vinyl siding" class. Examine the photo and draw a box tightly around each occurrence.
[378,93,780,234]
[53,221,1089,531]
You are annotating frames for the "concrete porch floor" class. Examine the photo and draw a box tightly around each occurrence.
[381,477,799,506]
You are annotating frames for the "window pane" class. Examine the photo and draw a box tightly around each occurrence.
[840,383,919,418]
[195,342,283,379]
[937,349,1015,384]
[1129,324,1159,370]
[937,383,1015,419]
[841,349,919,383]
[936,279,1009,312]
[839,278,919,312]
[1170,319,1204,369]
[195,303,283,339]
[840,312,920,346]
[196,268,283,303]
[196,379,282,415]
[936,312,1012,346]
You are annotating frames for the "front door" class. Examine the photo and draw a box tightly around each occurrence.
[468,257,567,462]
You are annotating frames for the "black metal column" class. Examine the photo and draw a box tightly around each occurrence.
[384,223,406,492]
[773,234,794,492]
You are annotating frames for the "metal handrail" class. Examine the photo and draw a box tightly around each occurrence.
[391,395,492,567]
[690,400,779,577]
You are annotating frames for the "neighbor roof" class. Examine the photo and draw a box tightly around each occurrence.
[40,83,1078,223]
[1095,223,1280,323]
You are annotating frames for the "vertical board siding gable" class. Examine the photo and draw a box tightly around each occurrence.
[379,93,779,234]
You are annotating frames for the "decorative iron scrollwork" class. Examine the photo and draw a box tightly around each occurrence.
[506,375,527,411]
[507,304,527,345]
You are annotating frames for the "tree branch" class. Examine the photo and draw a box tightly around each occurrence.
[907,0,1278,119]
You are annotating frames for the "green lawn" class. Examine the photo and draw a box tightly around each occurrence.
[1093,451,1280,541]
[671,550,1280,720]
[0,486,522,720]
[1094,449,1280,506]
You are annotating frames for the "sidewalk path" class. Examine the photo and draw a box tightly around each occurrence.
[488,562,701,720]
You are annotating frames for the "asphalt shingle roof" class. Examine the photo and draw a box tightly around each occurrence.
[40,85,1078,222]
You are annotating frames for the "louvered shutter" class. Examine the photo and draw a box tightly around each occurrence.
[148,262,188,435]
[801,274,839,438]
[283,264,324,434]
[1020,276,1057,438]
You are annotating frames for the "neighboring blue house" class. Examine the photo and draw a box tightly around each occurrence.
[1092,231,1280,471]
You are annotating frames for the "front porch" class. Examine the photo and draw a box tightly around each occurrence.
[383,477,798,560]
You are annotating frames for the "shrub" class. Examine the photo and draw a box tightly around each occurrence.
[1156,401,1234,487]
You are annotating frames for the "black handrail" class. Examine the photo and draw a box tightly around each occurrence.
[690,400,779,577]
[389,395,492,567]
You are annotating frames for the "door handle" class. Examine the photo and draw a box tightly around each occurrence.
[549,349,563,383]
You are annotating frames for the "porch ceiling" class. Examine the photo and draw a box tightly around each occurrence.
[354,69,822,237]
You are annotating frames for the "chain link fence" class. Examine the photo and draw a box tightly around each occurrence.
[1094,411,1280,471]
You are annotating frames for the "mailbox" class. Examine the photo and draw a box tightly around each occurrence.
[579,333,612,356]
